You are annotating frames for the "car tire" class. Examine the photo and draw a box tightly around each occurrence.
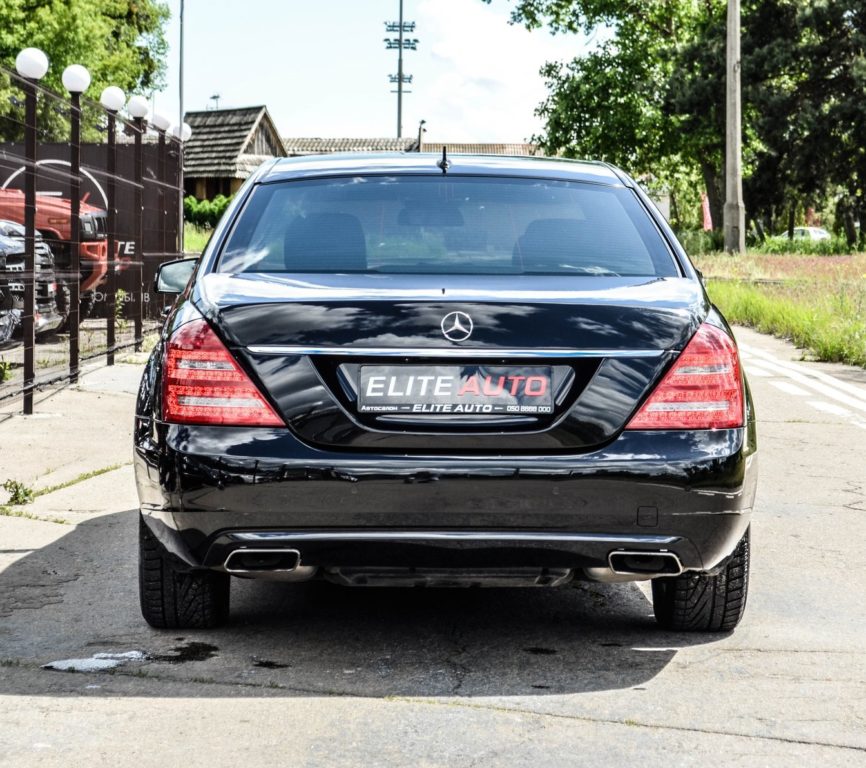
[139,514,230,629]
[651,527,750,632]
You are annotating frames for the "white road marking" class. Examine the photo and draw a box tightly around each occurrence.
[854,421,866,431]
[738,342,866,403]
[738,353,866,415]
[769,380,811,397]
[743,365,773,377]
[807,400,852,418]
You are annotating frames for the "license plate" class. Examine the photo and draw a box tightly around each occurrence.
[358,365,553,415]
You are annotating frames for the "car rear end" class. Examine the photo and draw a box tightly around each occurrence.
[0,231,64,335]
[135,155,756,630]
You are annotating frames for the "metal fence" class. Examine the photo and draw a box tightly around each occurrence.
[0,55,184,412]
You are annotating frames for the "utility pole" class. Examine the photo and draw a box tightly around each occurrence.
[724,0,746,253]
[384,2,417,138]
[178,0,185,253]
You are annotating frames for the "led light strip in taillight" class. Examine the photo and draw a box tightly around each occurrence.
[163,319,283,427]
[626,323,744,430]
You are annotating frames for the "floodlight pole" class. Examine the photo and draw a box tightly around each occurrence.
[724,0,746,253]
[397,0,404,137]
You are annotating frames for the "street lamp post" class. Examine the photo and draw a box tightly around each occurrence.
[62,64,91,384]
[100,86,125,366]
[170,122,191,254]
[15,47,49,415]
[151,112,172,263]
[127,95,149,351]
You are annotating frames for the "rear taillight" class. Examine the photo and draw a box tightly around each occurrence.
[163,319,283,427]
[626,323,744,430]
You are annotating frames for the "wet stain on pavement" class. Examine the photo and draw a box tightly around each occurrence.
[523,647,557,656]
[252,659,289,669]
[150,642,219,664]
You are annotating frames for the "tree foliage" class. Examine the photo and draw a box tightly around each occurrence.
[0,0,169,140]
[493,0,866,240]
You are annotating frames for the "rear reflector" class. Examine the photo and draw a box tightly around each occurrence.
[163,319,283,426]
[625,323,744,430]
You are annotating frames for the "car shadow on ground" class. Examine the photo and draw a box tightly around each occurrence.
[0,510,725,698]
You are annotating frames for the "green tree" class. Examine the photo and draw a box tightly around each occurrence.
[0,0,169,140]
[491,1,719,229]
[493,0,866,241]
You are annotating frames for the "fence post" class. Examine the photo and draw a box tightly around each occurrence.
[133,115,144,351]
[62,65,91,382]
[105,110,117,365]
[22,80,36,414]
[157,129,165,260]
[99,87,125,366]
[14,50,48,413]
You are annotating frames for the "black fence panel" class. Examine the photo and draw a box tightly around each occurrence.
[0,62,184,410]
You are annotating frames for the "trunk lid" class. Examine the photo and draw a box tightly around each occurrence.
[194,273,707,452]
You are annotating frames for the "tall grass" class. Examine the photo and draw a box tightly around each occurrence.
[183,225,212,254]
[705,279,866,368]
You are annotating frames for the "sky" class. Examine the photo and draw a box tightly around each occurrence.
[151,0,590,142]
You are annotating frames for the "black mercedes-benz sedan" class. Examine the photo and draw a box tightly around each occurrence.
[135,153,756,632]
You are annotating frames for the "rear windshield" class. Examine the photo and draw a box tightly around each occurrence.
[218,175,678,277]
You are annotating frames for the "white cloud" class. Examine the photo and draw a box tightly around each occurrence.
[412,0,585,141]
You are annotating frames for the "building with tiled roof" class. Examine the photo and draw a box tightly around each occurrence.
[181,105,544,200]
[284,137,415,155]
[183,106,286,199]
[417,141,541,156]
[284,137,542,157]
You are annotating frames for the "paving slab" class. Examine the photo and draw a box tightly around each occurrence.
[0,330,864,767]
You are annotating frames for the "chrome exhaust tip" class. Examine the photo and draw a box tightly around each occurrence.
[224,548,301,574]
[608,550,683,577]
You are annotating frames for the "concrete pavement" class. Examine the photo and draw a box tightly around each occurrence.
[0,329,864,767]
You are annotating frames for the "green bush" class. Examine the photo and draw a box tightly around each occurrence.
[676,229,724,255]
[183,195,233,229]
[753,234,856,255]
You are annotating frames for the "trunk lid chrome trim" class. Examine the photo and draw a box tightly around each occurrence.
[246,345,666,359]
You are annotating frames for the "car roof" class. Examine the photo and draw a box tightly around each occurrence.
[261,152,627,187]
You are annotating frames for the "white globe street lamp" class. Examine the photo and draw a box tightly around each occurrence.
[99,86,126,113]
[169,122,192,142]
[127,95,150,120]
[15,48,49,80]
[61,64,91,94]
[151,111,172,132]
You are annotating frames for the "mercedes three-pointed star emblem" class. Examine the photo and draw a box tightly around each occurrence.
[440,311,474,342]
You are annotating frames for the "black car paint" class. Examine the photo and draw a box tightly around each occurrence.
[134,154,756,580]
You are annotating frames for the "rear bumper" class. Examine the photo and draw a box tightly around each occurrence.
[134,421,757,575]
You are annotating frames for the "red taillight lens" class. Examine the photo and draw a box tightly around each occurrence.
[163,319,283,427]
[626,323,744,430]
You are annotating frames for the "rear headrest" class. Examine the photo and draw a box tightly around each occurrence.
[514,218,587,270]
[283,213,367,272]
